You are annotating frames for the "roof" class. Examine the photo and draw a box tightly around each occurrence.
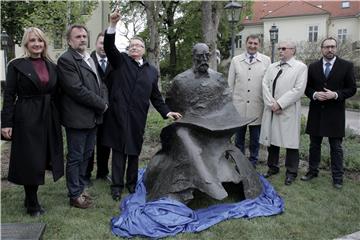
[242,0,360,25]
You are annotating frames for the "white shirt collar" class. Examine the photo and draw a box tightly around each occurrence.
[245,52,257,59]
[136,58,144,66]
[96,53,107,63]
[323,56,336,66]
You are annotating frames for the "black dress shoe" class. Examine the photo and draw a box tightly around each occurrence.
[333,183,343,189]
[27,206,45,217]
[285,176,295,185]
[263,170,279,178]
[111,191,121,201]
[127,185,136,194]
[300,172,318,181]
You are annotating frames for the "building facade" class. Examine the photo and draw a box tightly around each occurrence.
[237,0,360,64]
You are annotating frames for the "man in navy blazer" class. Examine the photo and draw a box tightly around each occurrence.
[85,32,113,184]
[58,25,108,208]
[102,10,181,201]
[301,37,357,189]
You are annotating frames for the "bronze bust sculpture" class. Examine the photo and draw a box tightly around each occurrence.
[144,43,262,204]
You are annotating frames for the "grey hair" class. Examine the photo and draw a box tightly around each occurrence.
[279,40,296,54]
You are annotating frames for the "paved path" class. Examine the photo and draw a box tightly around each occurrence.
[301,106,360,135]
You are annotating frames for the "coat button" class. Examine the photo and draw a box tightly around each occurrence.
[247,101,250,103]
[248,78,250,81]
[248,90,250,92]
[248,68,251,70]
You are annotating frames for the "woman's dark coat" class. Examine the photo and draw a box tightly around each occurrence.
[102,32,170,155]
[1,58,64,185]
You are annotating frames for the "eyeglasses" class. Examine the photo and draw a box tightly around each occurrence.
[277,47,293,51]
[194,53,211,60]
[321,45,336,49]
[129,44,144,49]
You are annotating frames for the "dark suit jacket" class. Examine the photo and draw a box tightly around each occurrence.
[305,57,357,137]
[1,58,64,185]
[90,51,113,86]
[57,47,108,129]
[102,31,170,154]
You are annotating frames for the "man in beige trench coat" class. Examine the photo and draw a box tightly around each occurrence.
[228,34,271,167]
[260,41,307,185]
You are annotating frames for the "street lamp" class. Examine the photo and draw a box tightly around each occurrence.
[224,0,242,59]
[269,24,279,63]
[1,30,10,68]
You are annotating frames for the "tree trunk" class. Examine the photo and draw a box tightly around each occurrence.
[201,1,221,71]
[143,1,161,89]
[163,1,178,77]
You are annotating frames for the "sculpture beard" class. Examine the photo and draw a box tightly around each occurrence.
[197,63,209,73]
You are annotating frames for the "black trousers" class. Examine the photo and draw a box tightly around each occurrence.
[24,185,40,211]
[308,135,343,183]
[267,145,299,177]
[85,142,111,179]
[111,150,139,192]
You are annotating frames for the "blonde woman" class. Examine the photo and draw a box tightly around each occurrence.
[1,27,64,217]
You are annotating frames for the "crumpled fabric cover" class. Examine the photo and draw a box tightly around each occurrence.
[111,169,284,239]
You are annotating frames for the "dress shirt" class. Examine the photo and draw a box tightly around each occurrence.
[313,57,338,100]
[322,57,336,74]
[245,52,257,64]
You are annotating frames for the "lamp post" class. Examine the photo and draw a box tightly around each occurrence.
[269,24,278,63]
[224,0,242,59]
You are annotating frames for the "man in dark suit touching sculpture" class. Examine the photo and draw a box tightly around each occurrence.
[103,9,182,201]
[301,37,357,189]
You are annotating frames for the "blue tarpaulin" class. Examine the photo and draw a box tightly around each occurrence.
[111,169,284,238]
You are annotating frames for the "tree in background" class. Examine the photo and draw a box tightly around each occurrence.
[112,0,253,90]
[1,1,98,60]
[201,1,221,71]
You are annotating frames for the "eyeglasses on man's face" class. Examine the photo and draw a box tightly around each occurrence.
[129,43,145,49]
[321,45,336,49]
[277,47,293,51]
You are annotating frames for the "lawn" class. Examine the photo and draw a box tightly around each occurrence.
[1,110,360,239]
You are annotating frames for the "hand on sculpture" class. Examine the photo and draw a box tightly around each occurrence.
[166,112,182,121]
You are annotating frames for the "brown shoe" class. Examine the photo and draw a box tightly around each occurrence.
[81,191,93,201]
[70,196,92,209]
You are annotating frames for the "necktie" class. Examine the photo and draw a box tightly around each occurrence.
[272,69,283,97]
[324,62,331,78]
[100,58,106,73]
[249,55,254,63]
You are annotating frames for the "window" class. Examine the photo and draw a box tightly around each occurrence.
[341,1,350,8]
[308,25,318,42]
[338,28,347,42]
[235,34,242,48]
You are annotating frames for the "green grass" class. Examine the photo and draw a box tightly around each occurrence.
[1,110,360,239]
[2,165,360,239]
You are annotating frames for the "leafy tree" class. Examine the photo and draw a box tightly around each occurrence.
[1,0,98,59]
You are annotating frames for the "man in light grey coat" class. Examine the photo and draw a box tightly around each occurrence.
[228,34,271,167]
[260,41,307,185]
